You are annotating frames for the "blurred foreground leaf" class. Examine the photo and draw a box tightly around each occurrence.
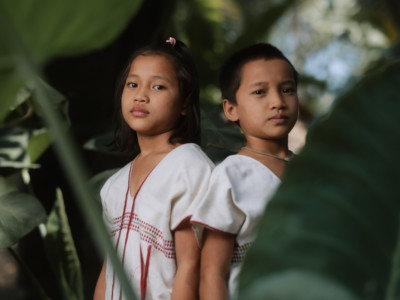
[239,61,400,300]
[242,269,358,300]
[0,0,142,60]
[0,0,142,122]
[43,188,84,300]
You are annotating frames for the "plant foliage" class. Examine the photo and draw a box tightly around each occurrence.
[238,61,400,300]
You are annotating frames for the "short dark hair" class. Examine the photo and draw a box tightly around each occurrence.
[113,39,201,153]
[219,43,299,104]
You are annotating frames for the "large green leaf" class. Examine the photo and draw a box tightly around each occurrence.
[241,269,358,300]
[0,67,24,123]
[0,191,46,248]
[43,188,84,300]
[239,60,400,300]
[0,0,142,123]
[0,0,143,60]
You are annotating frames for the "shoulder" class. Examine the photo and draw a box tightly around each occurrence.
[105,161,132,184]
[213,154,279,182]
[213,154,248,174]
[100,160,132,196]
[170,143,214,169]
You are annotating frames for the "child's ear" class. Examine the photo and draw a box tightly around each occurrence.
[181,106,187,116]
[223,99,239,122]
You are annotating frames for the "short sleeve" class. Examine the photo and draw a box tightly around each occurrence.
[100,176,114,234]
[191,160,247,245]
[168,145,214,231]
[99,163,131,235]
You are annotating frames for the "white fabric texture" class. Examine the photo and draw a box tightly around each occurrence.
[191,154,281,297]
[101,143,214,300]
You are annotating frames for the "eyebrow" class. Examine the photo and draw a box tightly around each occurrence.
[250,79,295,87]
[127,74,172,83]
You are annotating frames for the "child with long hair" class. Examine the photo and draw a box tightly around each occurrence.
[93,37,214,300]
[191,43,299,299]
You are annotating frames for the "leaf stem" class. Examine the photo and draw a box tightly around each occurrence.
[0,5,136,300]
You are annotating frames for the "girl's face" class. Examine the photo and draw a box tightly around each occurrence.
[121,54,184,138]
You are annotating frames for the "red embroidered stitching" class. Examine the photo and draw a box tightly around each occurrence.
[112,213,176,259]
[232,242,253,263]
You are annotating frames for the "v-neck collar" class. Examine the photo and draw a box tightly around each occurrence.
[128,143,192,197]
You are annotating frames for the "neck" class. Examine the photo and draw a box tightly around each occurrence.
[244,136,290,157]
[137,130,177,156]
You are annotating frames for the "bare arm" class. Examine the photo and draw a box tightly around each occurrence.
[200,229,235,300]
[171,220,201,300]
[93,261,106,300]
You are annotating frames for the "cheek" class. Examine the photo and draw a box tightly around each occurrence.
[121,97,131,119]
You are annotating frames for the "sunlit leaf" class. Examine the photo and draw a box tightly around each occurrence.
[0,191,46,248]
[239,61,400,299]
[28,128,51,164]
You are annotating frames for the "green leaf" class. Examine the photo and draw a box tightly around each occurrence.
[83,131,115,154]
[31,78,70,123]
[239,60,400,299]
[0,175,18,197]
[0,126,44,169]
[0,0,142,123]
[0,0,143,60]
[0,126,33,169]
[0,68,24,123]
[240,269,359,300]
[0,191,46,248]
[28,128,51,164]
[43,188,84,300]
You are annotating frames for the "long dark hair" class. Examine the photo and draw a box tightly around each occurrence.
[113,38,201,153]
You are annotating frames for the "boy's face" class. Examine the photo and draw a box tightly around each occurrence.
[224,58,298,141]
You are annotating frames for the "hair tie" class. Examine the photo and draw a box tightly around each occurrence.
[166,37,176,47]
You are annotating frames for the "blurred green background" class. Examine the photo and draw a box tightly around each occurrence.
[1,0,399,299]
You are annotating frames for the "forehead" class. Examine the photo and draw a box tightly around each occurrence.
[240,58,295,83]
[129,54,176,78]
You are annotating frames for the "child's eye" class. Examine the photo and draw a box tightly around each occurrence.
[154,85,165,90]
[282,87,296,94]
[127,82,137,88]
[252,89,265,95]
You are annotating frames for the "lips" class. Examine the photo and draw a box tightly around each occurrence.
[131,106,149,117]
[269,114,288,124]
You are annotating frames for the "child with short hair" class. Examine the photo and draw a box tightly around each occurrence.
[93,37,214,300]
[191,43,299,299]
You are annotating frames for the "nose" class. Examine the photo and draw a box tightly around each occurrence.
[134,88,149,103]
[270,89,286,110]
